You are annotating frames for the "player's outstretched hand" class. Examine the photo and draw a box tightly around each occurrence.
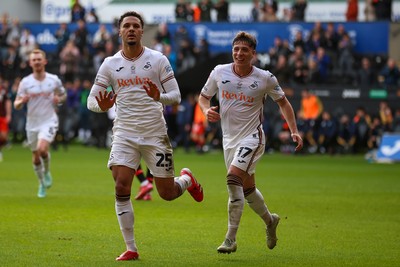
[143,80,160,101]
[291,133,303,152]
[95,90,116,111]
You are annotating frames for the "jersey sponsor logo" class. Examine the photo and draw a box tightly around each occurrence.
[117,76,150,88]
[116,67,124,72]
[221,89,254,104]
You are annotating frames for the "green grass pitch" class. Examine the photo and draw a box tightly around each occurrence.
[1,144,400,266]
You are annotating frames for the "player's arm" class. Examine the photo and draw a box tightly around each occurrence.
[54,81,67,105]
[5,97,12,123]
[277,96,303,151]
[87,62,114,113]
[87,83,115,113]
[199,93,220,123]
[13,82,29,110]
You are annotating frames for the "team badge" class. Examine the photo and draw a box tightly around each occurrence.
[143,62,152,71]
[131,65,136,74]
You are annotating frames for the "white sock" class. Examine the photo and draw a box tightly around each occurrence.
[41,153,50,174]
[246,189,273,225]
[174,173,192,192]
[115,199,137,252]
[140,180,149,186]
[226,184,244,241]
[33,164,44,185]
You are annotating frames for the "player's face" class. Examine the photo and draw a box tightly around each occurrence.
[29,53,47,72]
[119,16,143,46]
[232,42,255,66]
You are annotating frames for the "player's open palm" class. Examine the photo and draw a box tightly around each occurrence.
[143,80,160,101]
[95,90,116,111]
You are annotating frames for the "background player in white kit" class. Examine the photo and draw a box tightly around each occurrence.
[198,31,303,254]
[87,11,203,261]
[14,49,66,198]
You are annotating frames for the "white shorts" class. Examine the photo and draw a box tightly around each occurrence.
[108,134,175,178]
[224,134,265,175]
[26,122,58,151]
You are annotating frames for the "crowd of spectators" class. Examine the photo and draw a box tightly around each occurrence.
[0,0,399,155]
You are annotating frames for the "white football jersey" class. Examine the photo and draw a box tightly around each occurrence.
[17,72,65,131]
[201,63,285,149]
[90,48,177,136]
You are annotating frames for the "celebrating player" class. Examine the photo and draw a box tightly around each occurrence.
[14,49,66,198]
[87,11,203,261]
[198,31,303,253]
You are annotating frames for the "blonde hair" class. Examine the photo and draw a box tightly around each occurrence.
[30,49,46,59]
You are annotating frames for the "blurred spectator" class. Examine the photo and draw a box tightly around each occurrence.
[336,114,356,154]
[378,58,400,88]
[291,58,309,85]
[346,0,359,21]
[337,33,355,84]
[367,116,383,150]
[317,111,337,154]
[372,0,392,21]
[78,79,92,145]
[364,0,376,21]
[300,89,324,152]
[9,76,26,143]
[155,23,171,45]
[71,0,86,22]
[288,45,307,67]
[54,23,71,55]
[175,0,190,22]
[292,0,307,21]
[306,57,321,84]
[379,101,393,131]
[312,47,331,83]
[92,24,111,53]
[191,95,207,153]
[251,0,263,22]
[261,3,279,22]
[59,40,80,82]
[19,28,36,67]
[214,0,229,22]
[323,22,339,67]
[392,108,400,132]
[292,30,306,52]
[353,106,371,152]
[93,40,114,72]
[272,54,291,85]
[193,38,210,63]
[174,25,196,73]
[2,41,21,81]
[163,43,177,73]
[0,78,12,160]
[282,7,294,22]
[265,0,278,14]
[86,8,99,23]
[356,57,377,89]
[6,17,22,48]
[72,19,89,56]
[198,0,213,22]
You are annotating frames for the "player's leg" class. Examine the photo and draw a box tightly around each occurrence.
[37,124,58,188]
[217,165,245,254]
[134,164,153,200]
[143,135,203,202]
[27,131,46,197]
[108,135,140,260]
[112,165,139,261]
[243,176,280,249]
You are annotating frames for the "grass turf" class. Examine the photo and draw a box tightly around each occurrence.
[0,144,399,266]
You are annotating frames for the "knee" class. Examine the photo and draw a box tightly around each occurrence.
[158,190,175,201]
[114,180,131,196]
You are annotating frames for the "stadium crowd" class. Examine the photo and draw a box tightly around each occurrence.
[0,0,399,159]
